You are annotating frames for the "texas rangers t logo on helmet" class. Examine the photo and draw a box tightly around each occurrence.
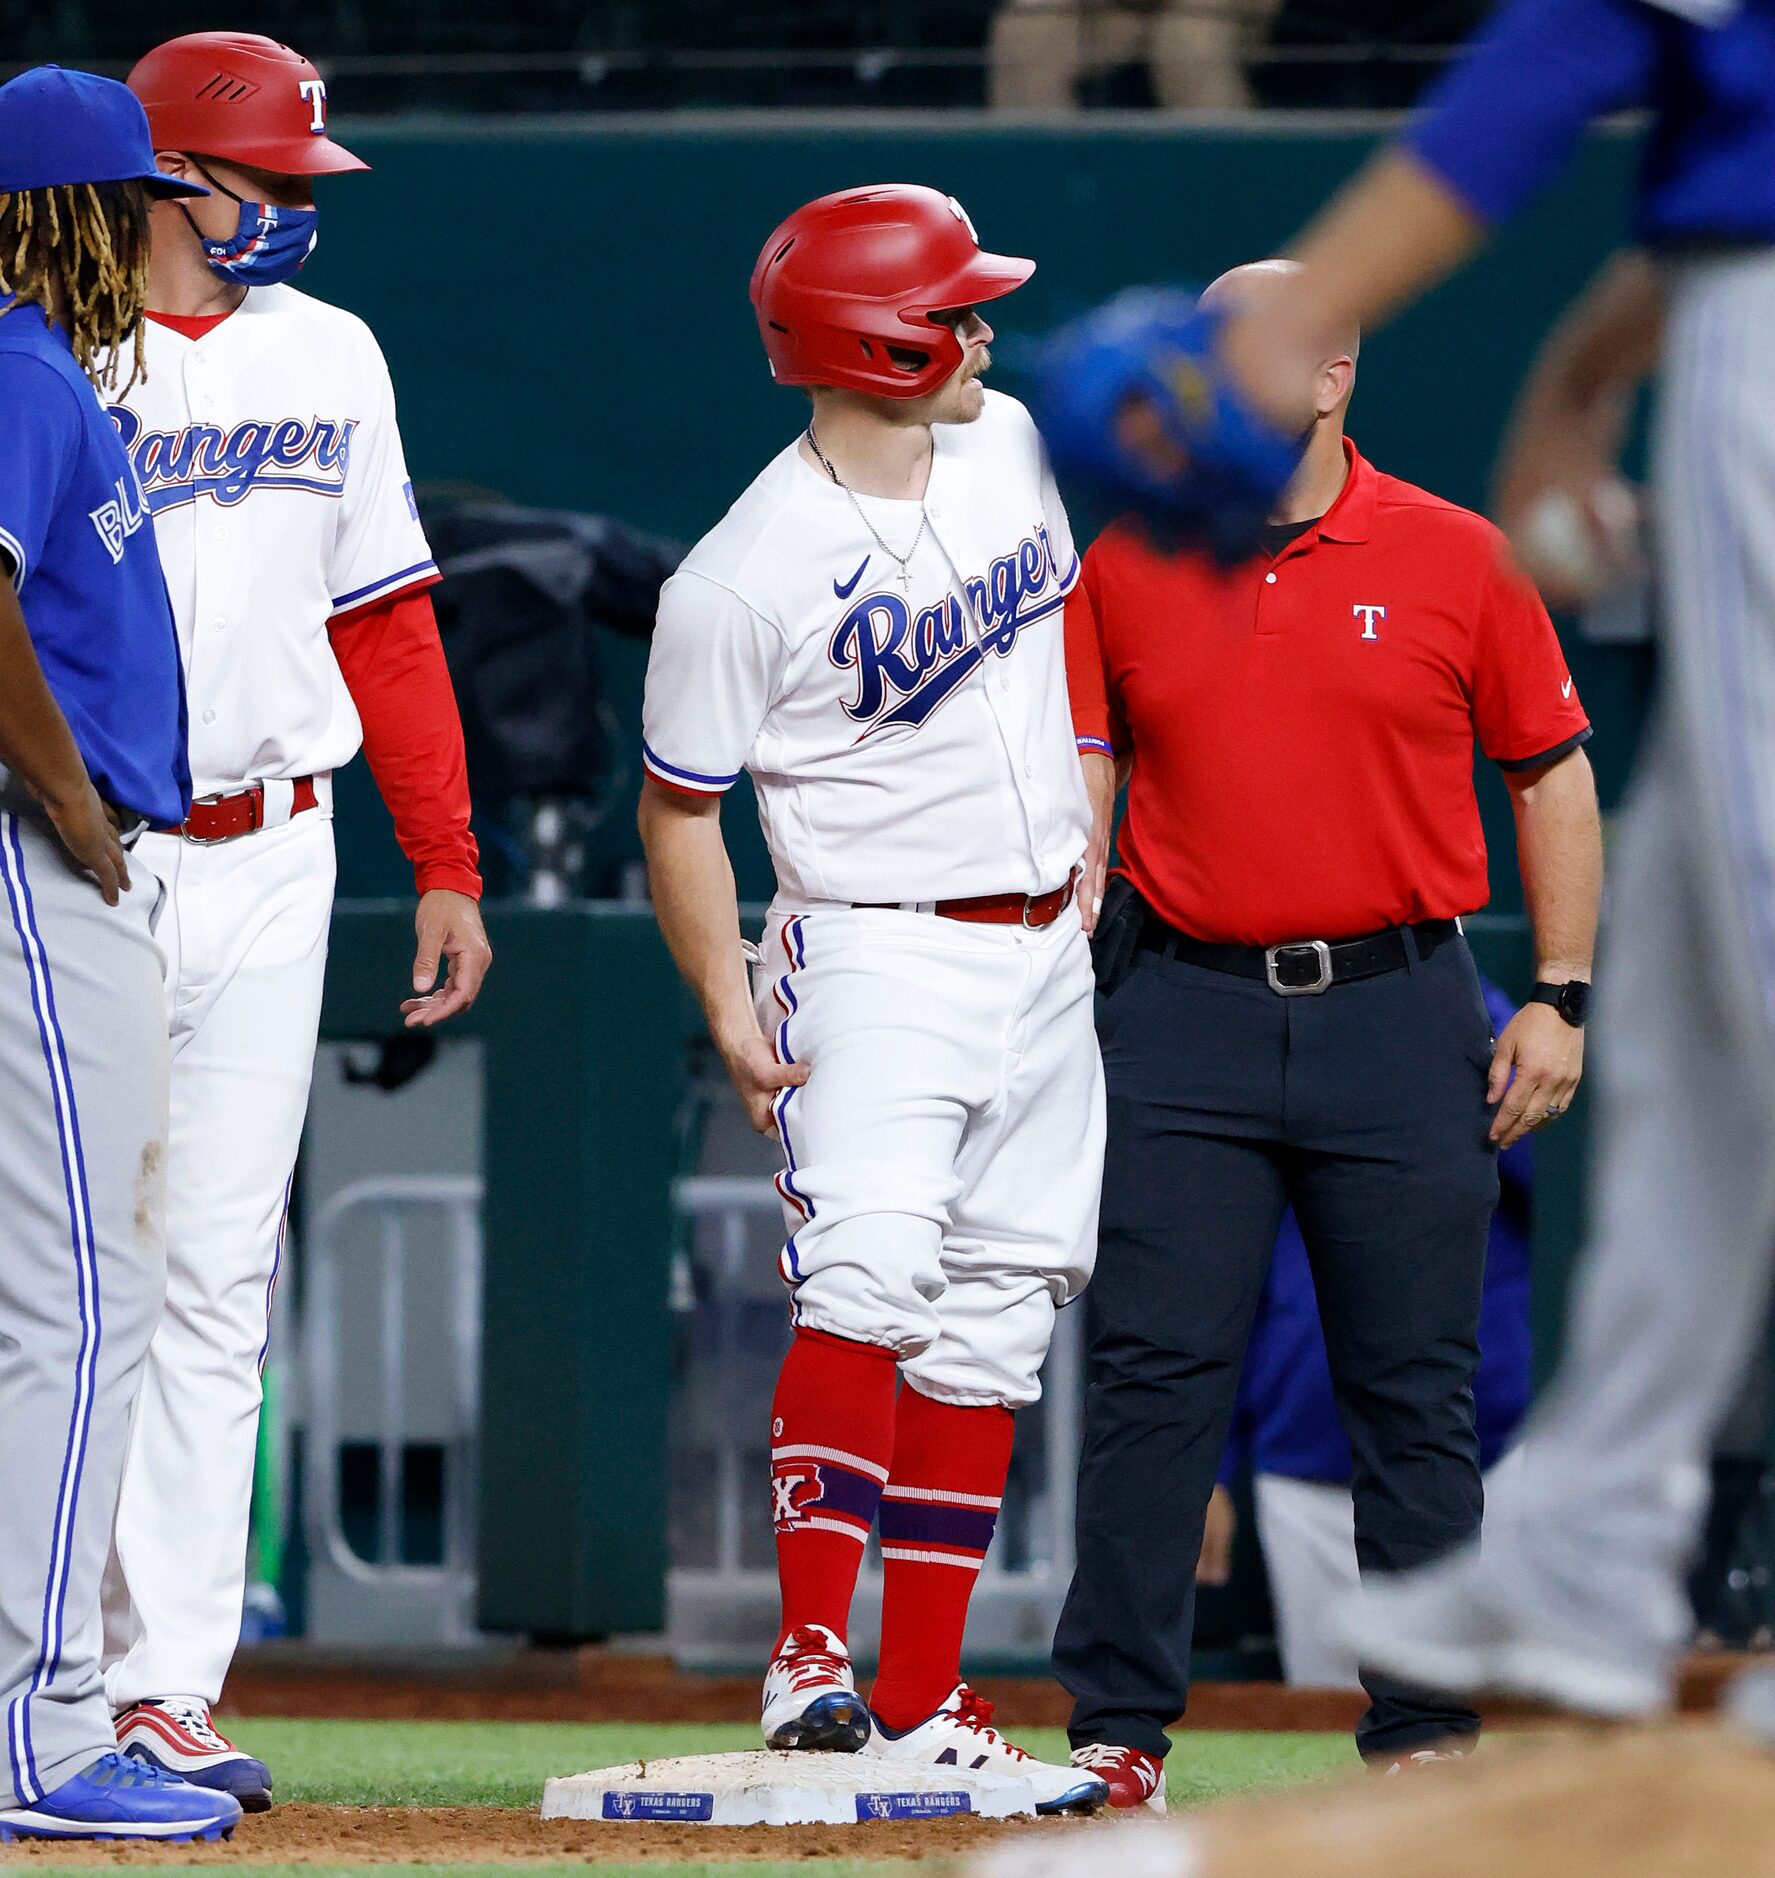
[298,77,326,132]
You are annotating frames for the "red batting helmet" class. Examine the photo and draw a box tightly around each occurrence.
[127,33,367,176]
[749,184,1034,399]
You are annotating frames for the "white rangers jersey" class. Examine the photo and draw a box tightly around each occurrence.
[642,389,1089,905]
[109,284,437,796]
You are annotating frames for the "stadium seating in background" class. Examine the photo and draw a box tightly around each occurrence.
[11,0,1492,114]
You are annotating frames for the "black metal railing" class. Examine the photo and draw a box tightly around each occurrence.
[4,0,1491,113]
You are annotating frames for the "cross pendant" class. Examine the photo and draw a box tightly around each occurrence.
[896,564,913,589]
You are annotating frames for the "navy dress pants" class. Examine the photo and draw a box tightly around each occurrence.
[1054,927,1498,1760]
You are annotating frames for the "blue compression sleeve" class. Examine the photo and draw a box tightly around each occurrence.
[1401,0,1661,225]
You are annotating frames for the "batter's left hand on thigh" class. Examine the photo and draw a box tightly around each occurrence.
[402,889,493,1028]
[1488,1003,1584,1147]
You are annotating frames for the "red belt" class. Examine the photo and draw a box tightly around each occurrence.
[157,776,319,844]
[859,871,1079,930]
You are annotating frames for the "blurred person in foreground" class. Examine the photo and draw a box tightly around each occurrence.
[1045,0,1775,1723]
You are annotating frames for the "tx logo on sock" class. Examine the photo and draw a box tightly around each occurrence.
[771,1462,825,1530]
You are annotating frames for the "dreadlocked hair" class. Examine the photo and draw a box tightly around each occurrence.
[0,179,152,394]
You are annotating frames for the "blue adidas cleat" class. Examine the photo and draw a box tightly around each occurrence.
[0,1750,244,1841]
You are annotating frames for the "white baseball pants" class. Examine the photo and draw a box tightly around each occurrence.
[103,807,335,1709]
[755,900,1104,1409]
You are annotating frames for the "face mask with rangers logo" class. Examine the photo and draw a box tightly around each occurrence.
[183,162,320,286]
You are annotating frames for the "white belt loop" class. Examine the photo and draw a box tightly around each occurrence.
[312,770,334,815]
[259,778,296,829]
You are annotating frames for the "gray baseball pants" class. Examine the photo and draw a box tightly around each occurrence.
[1479,247,1775,1690]
[0,805,169,1809]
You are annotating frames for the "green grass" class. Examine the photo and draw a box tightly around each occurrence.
[221,1718,1351,1810]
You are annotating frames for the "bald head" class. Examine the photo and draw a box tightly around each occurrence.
[1201,259,1360,368]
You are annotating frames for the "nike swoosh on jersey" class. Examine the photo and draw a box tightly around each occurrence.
[834,556,870,600]
[1562,677,1574,698]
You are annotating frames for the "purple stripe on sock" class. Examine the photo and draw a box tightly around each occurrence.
[878,1499,999,1554]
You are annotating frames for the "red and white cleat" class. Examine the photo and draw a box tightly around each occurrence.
[761,1624,871,1752]
[1069,1741,1167,1812]
[114,1699,272,1813]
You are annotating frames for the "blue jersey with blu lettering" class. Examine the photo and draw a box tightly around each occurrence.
[1404,0,1775,248]
[0,302,189,825]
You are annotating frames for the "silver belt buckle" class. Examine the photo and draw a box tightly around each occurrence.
[1265,939,1333,996]
[180,790,233,845]
[1024,869,1078,930]
[180,786,258,845]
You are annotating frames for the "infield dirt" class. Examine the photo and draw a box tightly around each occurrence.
[0,1802,1062,1864]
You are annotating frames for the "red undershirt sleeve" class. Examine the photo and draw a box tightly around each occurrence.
[327,582,484,899]
[1063,546,1126,760]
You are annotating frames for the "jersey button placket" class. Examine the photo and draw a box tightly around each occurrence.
[1254,562,1284,639]
[933,506,1044,875]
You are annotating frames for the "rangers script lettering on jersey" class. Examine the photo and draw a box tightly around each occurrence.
[107,284,437,795]
[642,389,1088,905]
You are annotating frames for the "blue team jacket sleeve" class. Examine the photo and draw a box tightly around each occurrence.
[1401,0,1662,225]
[0,352,80,588]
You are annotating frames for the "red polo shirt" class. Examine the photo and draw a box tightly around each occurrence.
[1066,440,1591,947]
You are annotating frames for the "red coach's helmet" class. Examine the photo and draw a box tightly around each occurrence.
[750,184,1034,399]
[127,33,367,175]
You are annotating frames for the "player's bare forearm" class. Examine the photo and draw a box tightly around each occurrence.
[638,778,807,1132]
[0,578,128,902]
[1489,746,1601,1145]
[1287,152,1485,335]
[1079,750,1118,933]
[1491,251,1665,600]
[0,580,100,816]
[1505,250,1664,434]
[639,780,755,1048]
[1509,746,1601,985]
[1220,153,1485,421]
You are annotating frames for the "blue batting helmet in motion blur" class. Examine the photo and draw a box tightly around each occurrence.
[1031,287,1306,564]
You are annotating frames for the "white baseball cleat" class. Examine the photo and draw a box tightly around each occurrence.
[1341,1550,1668,1721]
[761,1624,871,1752]
[862,1685,1108,1815]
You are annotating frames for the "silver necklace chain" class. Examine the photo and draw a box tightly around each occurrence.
[805,420,930,590]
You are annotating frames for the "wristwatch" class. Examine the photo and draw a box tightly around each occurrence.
[1528,979,1591,1028]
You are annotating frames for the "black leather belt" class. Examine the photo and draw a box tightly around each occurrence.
[1136,915,1460,996]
